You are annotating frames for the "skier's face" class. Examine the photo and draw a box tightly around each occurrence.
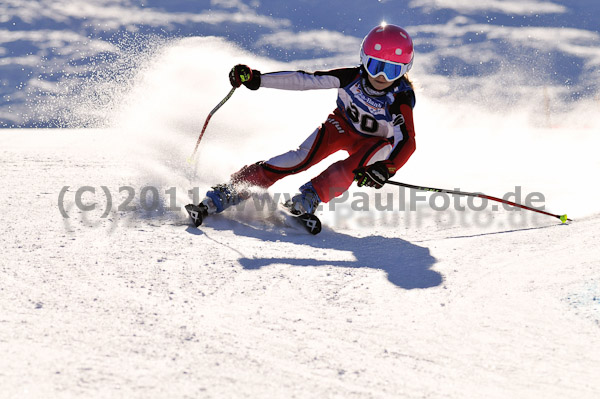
[367,74,395,91]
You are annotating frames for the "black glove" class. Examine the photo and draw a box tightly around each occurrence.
[354,161,396,189]
[229,64,261,90]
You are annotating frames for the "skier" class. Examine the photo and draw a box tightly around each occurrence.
[189,23,417,226]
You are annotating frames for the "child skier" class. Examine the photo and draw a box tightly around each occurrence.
[188,23,417,226]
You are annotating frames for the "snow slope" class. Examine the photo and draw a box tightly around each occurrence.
[1,125,600,398]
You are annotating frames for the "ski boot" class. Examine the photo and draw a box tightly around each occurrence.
[185,183,249,227]
[285,182,322,215]
[281,182,322,234]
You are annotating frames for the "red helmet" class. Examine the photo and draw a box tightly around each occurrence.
[360,24,414,81]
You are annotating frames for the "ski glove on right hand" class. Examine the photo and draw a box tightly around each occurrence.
[229,64,261,90]
[354,161,396,189]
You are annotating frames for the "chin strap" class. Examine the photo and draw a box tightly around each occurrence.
[361,77,387,96]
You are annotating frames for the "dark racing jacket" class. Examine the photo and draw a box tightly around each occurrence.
[259,66,417,171]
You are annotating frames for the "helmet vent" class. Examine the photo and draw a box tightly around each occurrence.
[374,44,382,51]
[395,48,403,55]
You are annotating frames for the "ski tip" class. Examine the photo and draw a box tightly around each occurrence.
[302,214,322,235]
[185,204,205,227]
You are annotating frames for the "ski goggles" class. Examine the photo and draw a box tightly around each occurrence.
[364,56,412,81]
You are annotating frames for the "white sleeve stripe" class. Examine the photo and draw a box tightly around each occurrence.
[261,71,340,91]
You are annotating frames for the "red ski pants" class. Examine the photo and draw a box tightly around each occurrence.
[231,113,393,203]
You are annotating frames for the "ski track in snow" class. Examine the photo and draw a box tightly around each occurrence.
[1,126,599,398]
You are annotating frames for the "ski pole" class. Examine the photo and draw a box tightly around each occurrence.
[386,180,571,223]
[187,87,237,163]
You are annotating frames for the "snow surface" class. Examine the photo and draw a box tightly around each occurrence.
[1,124,600,397]
[2,1,600,398]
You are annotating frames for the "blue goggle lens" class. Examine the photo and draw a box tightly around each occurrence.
[365,58,405,81]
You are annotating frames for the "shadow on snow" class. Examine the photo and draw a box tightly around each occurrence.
[186,215,442,290]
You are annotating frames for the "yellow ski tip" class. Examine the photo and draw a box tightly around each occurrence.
[560,214,569,223]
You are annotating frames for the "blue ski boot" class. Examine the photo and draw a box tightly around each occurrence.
[204,183,249,213]
[288,182,321,215]
[186,183,250,227]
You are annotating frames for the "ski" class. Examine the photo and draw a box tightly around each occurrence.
[185,198,322,235]
[294,212,322,235]
[185,203,209,227]
[280,202,322,235]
